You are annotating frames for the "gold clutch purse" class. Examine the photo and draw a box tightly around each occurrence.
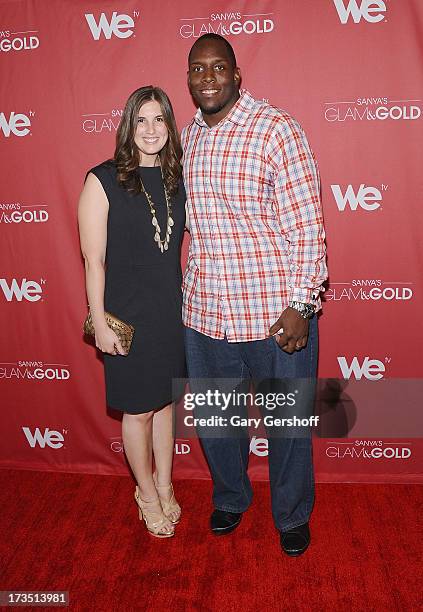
[83,310,135,354]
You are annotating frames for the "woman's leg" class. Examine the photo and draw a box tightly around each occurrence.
[152,404,180,522]
[152,404,174,486]
[122,410,157,500]
[122,410,174,536]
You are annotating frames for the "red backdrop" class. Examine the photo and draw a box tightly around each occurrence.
[1,0,422,482]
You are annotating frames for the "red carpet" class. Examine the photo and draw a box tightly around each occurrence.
[0,470,421,611]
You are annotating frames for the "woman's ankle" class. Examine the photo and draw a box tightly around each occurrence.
[136,482,159,502]
[153,471,172,488]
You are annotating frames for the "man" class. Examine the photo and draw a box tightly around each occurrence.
[181,33,328,556]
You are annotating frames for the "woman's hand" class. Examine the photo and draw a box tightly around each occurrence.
[94,324,126,355]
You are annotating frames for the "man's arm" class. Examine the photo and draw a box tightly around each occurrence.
[267,116,328,353]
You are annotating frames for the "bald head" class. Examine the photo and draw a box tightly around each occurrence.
[188,34,237,68]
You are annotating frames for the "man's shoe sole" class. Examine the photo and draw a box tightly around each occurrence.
[211,517,242,536]
[281,541,310,557]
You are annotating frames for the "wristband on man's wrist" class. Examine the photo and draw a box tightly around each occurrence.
[288,300,315,319]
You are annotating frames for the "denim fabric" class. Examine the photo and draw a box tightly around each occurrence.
[184,316,318,532]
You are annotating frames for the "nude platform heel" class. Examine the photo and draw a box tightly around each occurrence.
[134,486,175,538]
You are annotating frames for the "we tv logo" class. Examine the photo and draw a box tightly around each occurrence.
[0,111,33,137]
[331,184,387,211]
[337,356,390,380]
[250,436,268,456]
[0,278,45,302]
[333,0,386,23]
[85,11,139,40]
[22,427,66,449]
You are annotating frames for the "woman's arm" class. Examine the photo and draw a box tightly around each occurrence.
[78,173,125,355]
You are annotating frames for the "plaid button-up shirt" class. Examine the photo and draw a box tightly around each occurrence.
[182,90,327,342]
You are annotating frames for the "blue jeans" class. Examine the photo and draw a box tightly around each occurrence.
[184,316,318,532]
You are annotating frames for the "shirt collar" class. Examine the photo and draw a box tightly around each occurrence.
[193,89,255,129]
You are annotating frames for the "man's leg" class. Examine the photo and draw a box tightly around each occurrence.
[184,327,253,515]
[240,316,318,532]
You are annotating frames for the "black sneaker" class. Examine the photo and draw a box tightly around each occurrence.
[210,509,242,535]
[280,523,310,556]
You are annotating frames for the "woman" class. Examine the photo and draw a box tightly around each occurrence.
[78,86,185,538]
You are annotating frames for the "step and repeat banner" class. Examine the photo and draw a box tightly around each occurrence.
[1,0,422,482]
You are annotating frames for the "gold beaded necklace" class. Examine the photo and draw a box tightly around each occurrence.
[139,163,174,253]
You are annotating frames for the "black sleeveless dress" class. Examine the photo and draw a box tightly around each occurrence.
[89,161,186,414]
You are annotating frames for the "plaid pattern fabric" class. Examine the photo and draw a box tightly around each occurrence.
[182,90,328,342]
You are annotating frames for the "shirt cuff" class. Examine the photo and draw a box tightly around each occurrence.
[289,287,321,304]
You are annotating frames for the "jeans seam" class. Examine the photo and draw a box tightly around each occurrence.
[216,504,247,513]
[281,518,310,532]
[237,358,252,508]
[310,318,314,375]
[277,439,314,531]
[237,442,251,508]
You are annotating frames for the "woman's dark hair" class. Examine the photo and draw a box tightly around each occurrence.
[114,86,182,196]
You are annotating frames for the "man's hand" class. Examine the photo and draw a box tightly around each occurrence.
[269,307,309,354]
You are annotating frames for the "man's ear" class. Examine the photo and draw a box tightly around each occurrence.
[234,67,241,82]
